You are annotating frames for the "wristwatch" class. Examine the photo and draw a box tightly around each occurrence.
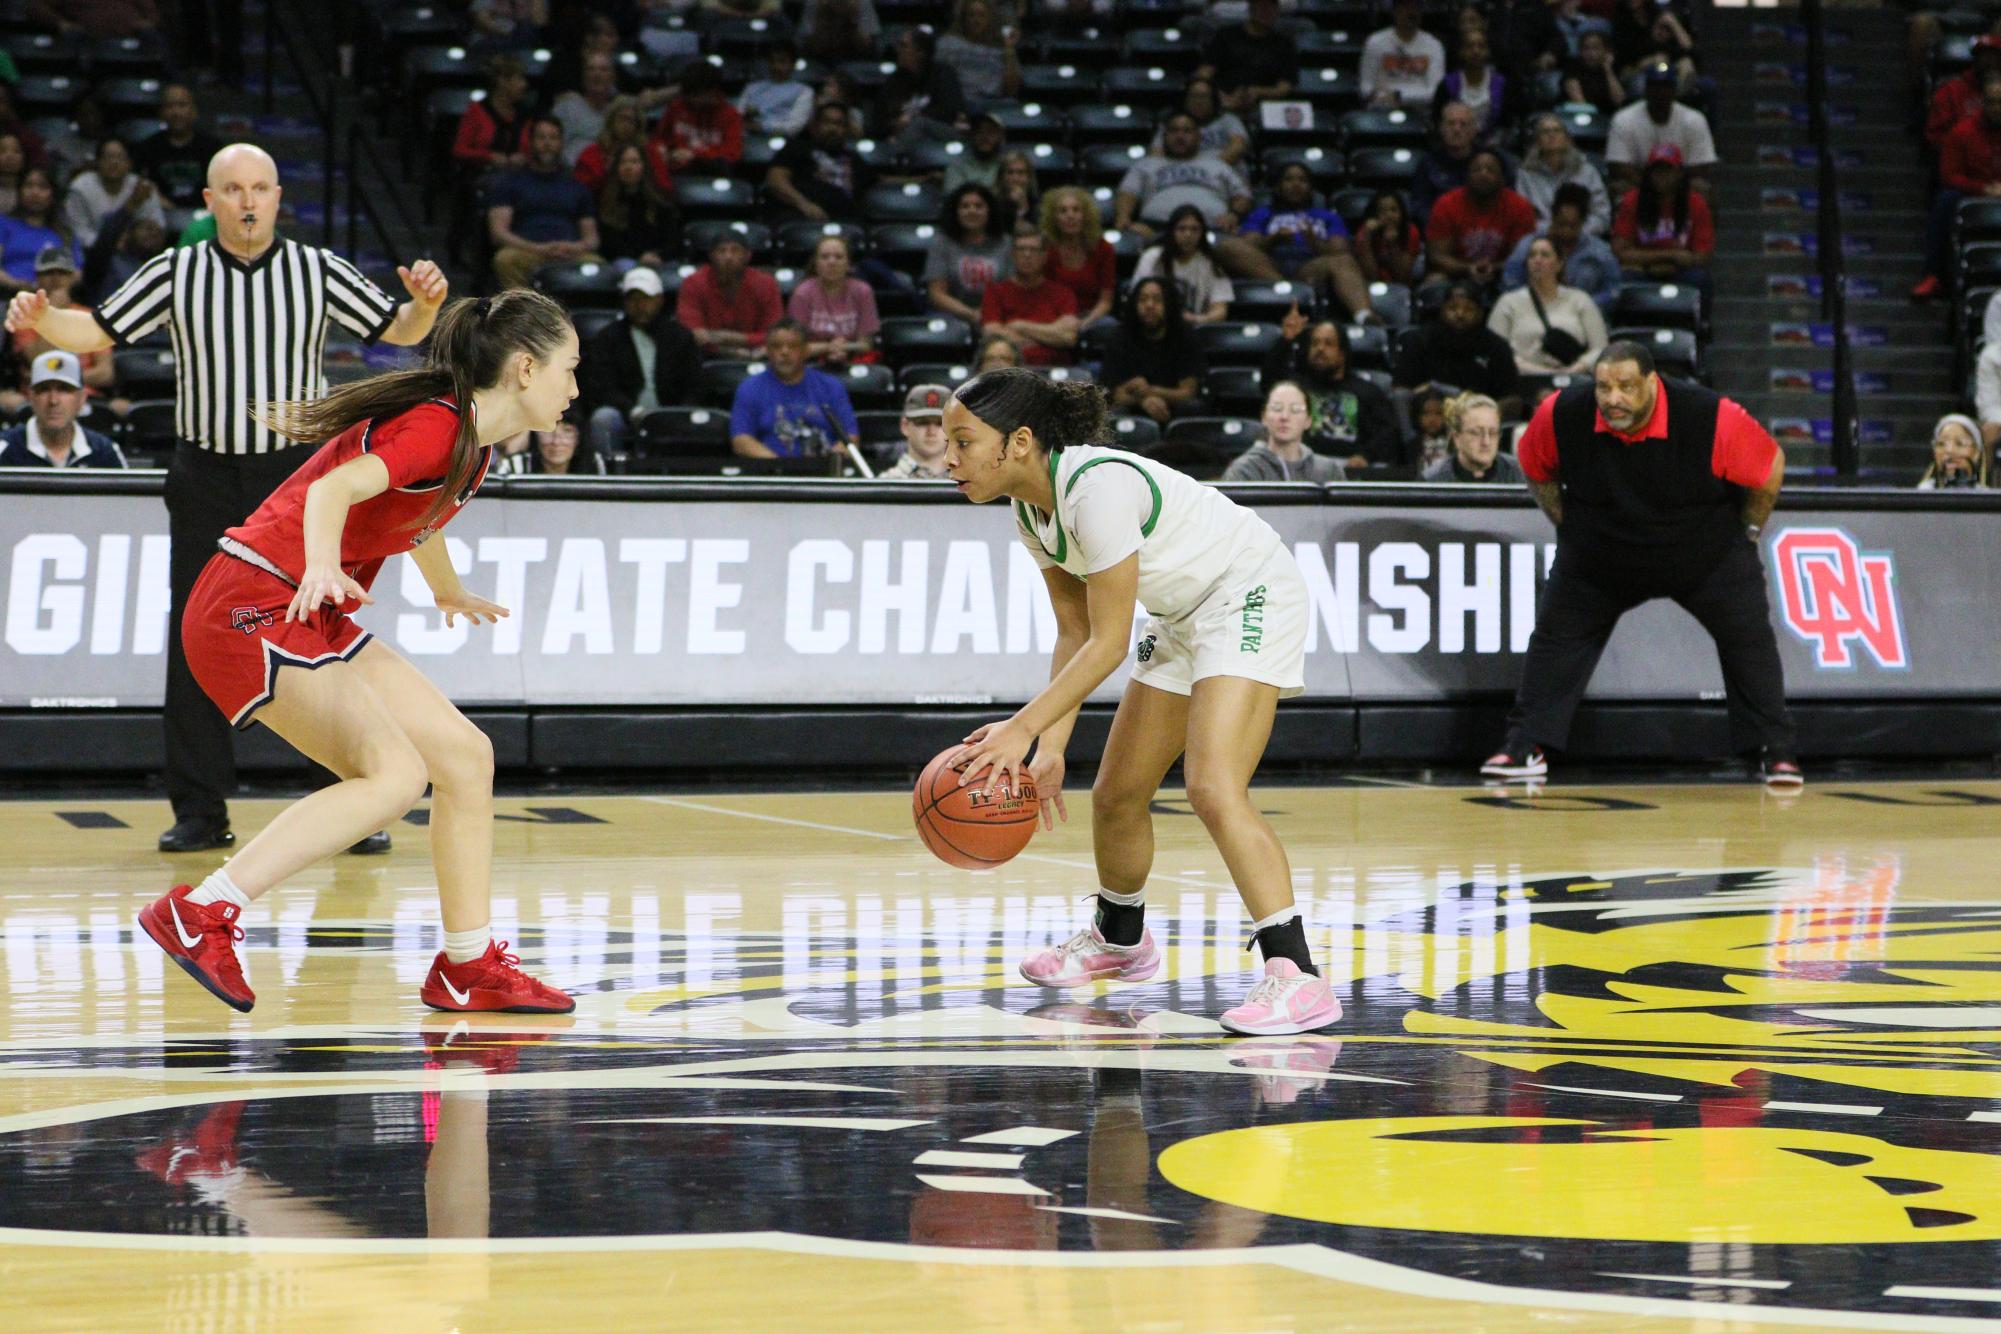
[1746,523,1763,542]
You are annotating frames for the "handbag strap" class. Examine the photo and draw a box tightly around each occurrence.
[1528,283,1555,332]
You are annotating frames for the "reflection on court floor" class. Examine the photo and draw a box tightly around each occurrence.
[2,784,1999,1332]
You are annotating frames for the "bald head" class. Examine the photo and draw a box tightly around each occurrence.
[204,143,282,259]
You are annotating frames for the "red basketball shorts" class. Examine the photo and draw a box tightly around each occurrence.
[183,552,373,729]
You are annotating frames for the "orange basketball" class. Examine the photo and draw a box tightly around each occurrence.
[912,746,1038,869]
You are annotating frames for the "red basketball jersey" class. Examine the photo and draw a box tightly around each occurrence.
[224,398,493,590]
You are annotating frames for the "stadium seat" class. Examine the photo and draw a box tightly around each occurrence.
[1122,28,1202,71]
[1295,67,1361,112]
[1101,66,1183,109]
[1019,64,1097,105]
[899,362,975,391]
[775,220,867,264]
[1959,241,2001,289]
[987,103,1068,139]
[869,223,939,272]
[899,139,968,176]
[1202,366,1265,415]
[1021,141,1077,178]
[533,261,622,310]
[89,32,168,76]
[403,45,483,92]
[8,33,82,79]
[1612,282,1703,334]
[1556,108,1608,154]
[740,136,787,172]
[1068,103,1151,147]
[96,77,163,119]
[701,360,761,408]
[1341,107,1430,150]
[113,348,177,400]
[1260,145,1346,190]
[863,182,943,224]
[571,308,620,343]
[1036,31,1122,65]
[1082,143,1149,187]
[878,315,976,364]
[676,177,760,220]
[1959,198,2001,247]
[119,399,178,464]
[1196,322,1283,366]
[1611,327,1701,380]
[1346,147,1422,190]
[13,72,80,116]
[837,362,902,409]
[683,219,774,260]
[634,406,731,465]
[1108,415,1163,450]
[1295,29,1366,62]
[1229,281,1317,323]
[1366,282,1413,329]
[1345,322,1394,370]
[1329,186,1376,229]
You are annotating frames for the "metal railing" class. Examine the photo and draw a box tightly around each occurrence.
[1802,0,1859,477]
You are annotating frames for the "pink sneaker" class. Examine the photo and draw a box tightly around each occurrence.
[1219,958,1341,1036]
[1018,926,1160,988]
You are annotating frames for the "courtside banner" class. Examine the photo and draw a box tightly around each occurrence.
[0,484,1986,707]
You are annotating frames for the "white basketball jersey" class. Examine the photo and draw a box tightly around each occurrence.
[1012,445,1283,623]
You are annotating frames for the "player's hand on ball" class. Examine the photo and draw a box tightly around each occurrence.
[5,289,47,334]
[434,588,510,628]
[287,567,373,623]
[954,718,1032,798]
[1026,750,1067,829]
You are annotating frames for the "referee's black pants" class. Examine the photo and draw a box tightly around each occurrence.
[1505,539,1798,757]
[163,440,333,823]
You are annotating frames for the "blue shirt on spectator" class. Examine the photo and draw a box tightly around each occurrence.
[0,420,126,468]
[1502,228,1623,312]
[729,367,860,457]
[489,164,595,245]
[1239,204,1350,273]
[0,219,79,286]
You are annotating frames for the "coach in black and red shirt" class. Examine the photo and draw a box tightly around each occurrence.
[1480,339,1802,786]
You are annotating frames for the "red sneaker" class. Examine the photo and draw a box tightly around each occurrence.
[134,1100,245,1185]
[137,885,254,1012]
[420,941,575,1014]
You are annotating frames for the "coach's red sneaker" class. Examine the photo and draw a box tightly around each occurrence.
[421,941,575,1014]
[137,885,254,1013]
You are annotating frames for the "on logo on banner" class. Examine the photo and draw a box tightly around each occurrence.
[1770,527,1908,670]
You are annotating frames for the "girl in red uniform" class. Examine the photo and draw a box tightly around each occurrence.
[137,290,580,1014]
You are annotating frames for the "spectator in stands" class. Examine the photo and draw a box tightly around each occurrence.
[977,331,1022,371]
[1610,144,1713,300]
[1101,276,1206,424]
[469,0,550,53]
[0,351,124,468]
[1149,78,1251,168]
[925,184,1012,325]
[1516,113,1611,236]
[1974,339,2001,447]
[1412,102,1483,222]
[1223,380,1347,481]
[552,52,622,165]
[938,0,1023,106]
[1394,280,1523,419]
[580,267,703,457]
[729,318,861,458]
[455,56,534,179]
[679,232,784,359]
[1362,0,1448,108]
[801,0,884,65]
[575,98,673,196]
[1434,28,1507,140]
[0,172,78,295]
[1503,183,1620,311]
[1261,309,1402,468]
[1132,205,1235,324]
[0,134,24,216]
[11,246,114,407]
[767,101,875,223]
[497,419,608,475]
[1232,163,1378,322]
[1605,62,1716,197]
[1422,390,1523,482]
[1563,31,1626,116]
[874,27,967,148]
[595,145,677,265]
[1353,188,1423,288]
[1425,149,1538,293]
[1928,36,2001,159]
[135,84,222,210]
[1412,387,1449,468]
[488,118,603,289]
[81,204,164,307]
[1489,236,1608,373]
[944,114,1010,193]
[1613,0,1694,86]
[64,138,164,252]
[1197,0,1298,108]
[883,383,952,478]
[995,151,1039,229]
[789,233,880,364]
[738,40,816,140]
[1040,186,1117,329]
[1918,413,1987,488]
[655,63,745,172]
[0,87,48,176]
[1917,80,2001,302]
[982,228,1079,366]
[1112,112,1254,238]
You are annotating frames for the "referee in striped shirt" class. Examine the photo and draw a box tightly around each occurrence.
[4,143,451,854]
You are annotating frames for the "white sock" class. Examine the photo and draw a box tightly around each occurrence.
[443,925,493,965]
[1097,884,1146,907]
[1248,906,1301,934]
[187,867,251,911]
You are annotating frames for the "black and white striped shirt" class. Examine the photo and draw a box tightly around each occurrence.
[93,236,400,456]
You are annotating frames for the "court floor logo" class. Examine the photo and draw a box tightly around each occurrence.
[3,865,2000,1325]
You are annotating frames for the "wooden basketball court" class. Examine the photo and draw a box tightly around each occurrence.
[2,775,1999,1332]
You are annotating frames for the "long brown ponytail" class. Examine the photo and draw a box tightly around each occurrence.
[255,289,574,527]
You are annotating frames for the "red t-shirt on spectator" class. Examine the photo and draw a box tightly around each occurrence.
[452,100,532,170]
[675,266,784,348]
[1515,386,1776,487]
[1044,240,1116,319]
[980,279,1079,366]
[653,99,744,166]
[1929,70,1986,152]
[1940,114,2001,194]
[1611,187,1715,255]
[1425,187,1538,266]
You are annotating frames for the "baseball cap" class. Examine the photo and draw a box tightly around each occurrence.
[1647,142,1683,165]
[33,245,75,275]
[902,383,950,420]
[29,350,81,389]
[620,266,665,297]
[1643,61,1677,85]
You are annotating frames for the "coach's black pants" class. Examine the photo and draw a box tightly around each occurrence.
[1505,538,1797,756]
[163,440,328,823]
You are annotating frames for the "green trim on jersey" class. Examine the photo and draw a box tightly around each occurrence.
[1015,450,1163,571]
[1064,455,1163,538]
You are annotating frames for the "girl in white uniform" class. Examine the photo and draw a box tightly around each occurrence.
[945,368,1338,1036]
